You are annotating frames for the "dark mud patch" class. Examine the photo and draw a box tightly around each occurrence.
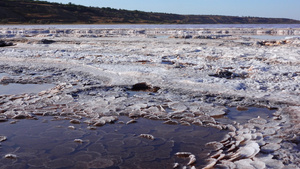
[0,116,226,169]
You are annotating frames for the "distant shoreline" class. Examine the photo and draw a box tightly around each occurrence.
[1,0,299,25]
[1,24,300,29]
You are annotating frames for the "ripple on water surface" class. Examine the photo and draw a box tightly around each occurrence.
[0,116,226,169]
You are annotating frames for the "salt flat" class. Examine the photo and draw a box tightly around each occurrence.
[0,28,299,168]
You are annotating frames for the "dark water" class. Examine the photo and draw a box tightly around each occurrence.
[0,116,226,169]
[1,24,300,29]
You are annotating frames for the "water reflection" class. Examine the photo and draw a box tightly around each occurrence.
[0,73,56,95]
[0,83,56,95]
[0,116,226,169]
[216,107,276,124]
[245,35,299,40]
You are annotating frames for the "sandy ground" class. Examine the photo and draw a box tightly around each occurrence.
[0,28,300,168]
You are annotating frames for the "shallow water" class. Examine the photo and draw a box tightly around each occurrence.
[245,35,299,40]
[217,107,276,124]
[0,73,56,95]
[0,116,226,169]
[0,73,9,79]
[0,83,55,95]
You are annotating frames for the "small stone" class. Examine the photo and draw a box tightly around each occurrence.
[70,119,81,124]
[74,139,83,143]
[126,119,137,125]
[173,163,179,168]
[131,82,151,91]
[187,154,196,165]
[175,152,192,157]
[180,121,191,126]
[192,119,203,126]
[5,154,17,159]
[164,120,178,125]
[237,106,248,111]
[37,39,56,44]
[139,134,155,140]
[0,136,7,142]
[94,120,106,126]
[68,126,76,130]
[87,126,97,130]
[10,120,18,124]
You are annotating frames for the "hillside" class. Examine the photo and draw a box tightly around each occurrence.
[1,0,300,24]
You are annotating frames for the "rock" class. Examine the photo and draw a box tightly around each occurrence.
[209,69,242,79]
[94,116,118,126]
[0,115,8,122]
[139,134,155,140]
[192,119,203,125]
[0,76,14,84]
[12,114,27,119]
[228,141,260,161]
[173,163,179,168]
[164,119,179,125]
[70,119,81,124]
[175,152,192,158]
[0,40,13,47]
[132,82,151,91]
[187,154,196,165]
[126,119,137,125]
[37,39,56,44]
[261,143,281,153]
[87,126,97,130]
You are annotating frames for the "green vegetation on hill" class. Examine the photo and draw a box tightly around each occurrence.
[1,0,299,24]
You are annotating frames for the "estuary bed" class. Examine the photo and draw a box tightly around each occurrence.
[0,26,299,168]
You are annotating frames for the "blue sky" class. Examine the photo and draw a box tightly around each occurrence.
[47,0,300,20]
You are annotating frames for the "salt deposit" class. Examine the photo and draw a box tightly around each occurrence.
[0,27,299,168]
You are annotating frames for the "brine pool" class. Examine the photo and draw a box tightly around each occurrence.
[0,116,226,169]
[0,107,276,169]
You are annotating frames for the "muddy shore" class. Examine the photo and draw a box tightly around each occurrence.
[0,28,300,168]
